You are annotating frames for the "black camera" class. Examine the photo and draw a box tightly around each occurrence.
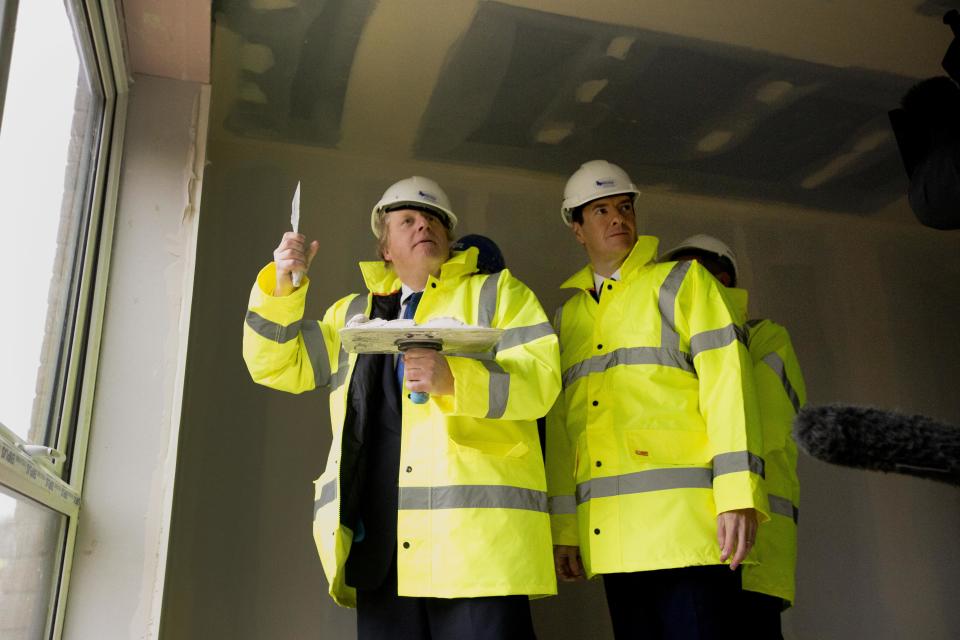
[888,10,960,230]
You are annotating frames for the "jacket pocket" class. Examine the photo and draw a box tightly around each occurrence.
[625,428,711,466]
[450,438,529,461]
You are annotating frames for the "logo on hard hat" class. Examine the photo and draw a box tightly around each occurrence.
[595,179,615,187]
[418,190,438,202]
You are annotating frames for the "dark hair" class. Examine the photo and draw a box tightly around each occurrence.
[570,205,585,225]
[671,250,737,287]
[571,193,636,225]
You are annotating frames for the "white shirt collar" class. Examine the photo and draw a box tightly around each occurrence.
[592,268,621,292]
[400,282,419,304]
[399,283,425,320]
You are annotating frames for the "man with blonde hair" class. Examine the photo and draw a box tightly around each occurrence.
[243,176,560,639]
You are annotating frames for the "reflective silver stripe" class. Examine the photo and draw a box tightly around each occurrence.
[313,478,338,517]
[762,353,801,413]
[548,495,577,515]
[477,271,502,327]
[475,272,513,414]
[689,324,740,358]
[398,484,548,512]
[346,293,370,321]
[331,294,369,390]
[576,467,713,504]
[481,360,510,419]
[659,261,691,350]
[768,493,799,523]
[552,305,563,336]
[330,364,350,390]
[245,310,300,344]
[301,322,332,388]
[498,322,554,351]
[712,451,765,478]
[562,346,695,388]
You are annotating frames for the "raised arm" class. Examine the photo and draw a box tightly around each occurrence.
[242,232,350,394]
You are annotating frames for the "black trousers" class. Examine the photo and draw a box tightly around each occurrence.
[738,590,784,640]
[603,565,741,640]
[356,557,536,640]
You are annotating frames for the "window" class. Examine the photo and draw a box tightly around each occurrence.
[0,0,102,450]
[0,1,123,637]
[0,485,67,639]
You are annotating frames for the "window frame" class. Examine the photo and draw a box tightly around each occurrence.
[0,1,129,638]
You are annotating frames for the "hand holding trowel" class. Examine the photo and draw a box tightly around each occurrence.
[400,340,448,404]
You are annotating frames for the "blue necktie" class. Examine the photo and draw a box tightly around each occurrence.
[396,291,423,389]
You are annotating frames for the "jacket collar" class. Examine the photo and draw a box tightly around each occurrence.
[359,247,480,294]
[723,286,749,324]
[561,236,660,291]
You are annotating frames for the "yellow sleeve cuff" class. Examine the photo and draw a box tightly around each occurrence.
[713,472,770,524]
[433,355,490,418]
[551,514,580,547]
[250,262,310,324]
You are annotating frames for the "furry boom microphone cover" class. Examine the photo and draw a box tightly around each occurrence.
[794,404,960,487]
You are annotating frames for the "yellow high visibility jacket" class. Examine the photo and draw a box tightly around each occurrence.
[243,248,561,607]
[545,236,767,577]
[725,288,806,606]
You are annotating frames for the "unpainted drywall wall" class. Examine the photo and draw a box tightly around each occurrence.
[63,74,206,639]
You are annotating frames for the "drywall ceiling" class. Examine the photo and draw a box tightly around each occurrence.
[207,0,960,214]
[122,0,211,83]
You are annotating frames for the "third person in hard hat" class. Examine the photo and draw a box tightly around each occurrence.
[544,160,768,639]
[243,176,560,639]
[662,234,807,640]
[451,234,506,275]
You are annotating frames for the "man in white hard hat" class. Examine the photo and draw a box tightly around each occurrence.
[545,160,768,638]
[243,176,561,639]
[663,235,807,640]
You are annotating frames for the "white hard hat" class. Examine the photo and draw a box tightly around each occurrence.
[370,176,458,238]
[661,234,739,284]
[561,160,641,226]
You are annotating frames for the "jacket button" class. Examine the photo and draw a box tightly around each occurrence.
[606,283,612,291]
[595,460,602,467]
[594,528,601,535]
[406,466,413,473]
[402,541,410,549]
[431,282,437,288]
[597,344,602,350]
[407,393,411,399]
[592,400,599,407]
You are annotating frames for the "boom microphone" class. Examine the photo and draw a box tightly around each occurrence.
[793,404,960,487]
